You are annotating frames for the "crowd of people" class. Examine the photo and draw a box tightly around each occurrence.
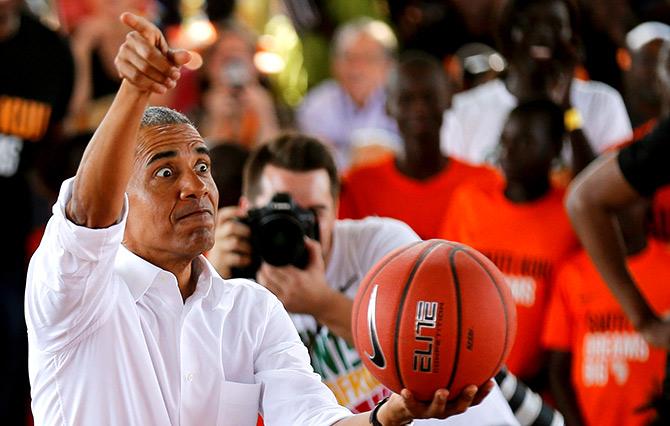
[4,0,670,425]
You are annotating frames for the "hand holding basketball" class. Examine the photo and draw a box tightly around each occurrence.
[352,240,517,402]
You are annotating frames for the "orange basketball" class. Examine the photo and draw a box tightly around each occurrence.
[351,240,517,401]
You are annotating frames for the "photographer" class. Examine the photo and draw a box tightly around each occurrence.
[209,134,518,424]
[200,19,279,147]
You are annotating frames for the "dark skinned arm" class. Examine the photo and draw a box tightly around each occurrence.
[566,127,596,176]
[566,153,670,348]
[65,13,190,228]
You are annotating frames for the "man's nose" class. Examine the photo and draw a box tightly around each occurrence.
[180,170,208,199]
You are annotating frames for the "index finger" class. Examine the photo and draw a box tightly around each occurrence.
[120,12,168,54]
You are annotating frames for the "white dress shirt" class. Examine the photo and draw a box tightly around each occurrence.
[25,179,351,426]
[441,78,632,166]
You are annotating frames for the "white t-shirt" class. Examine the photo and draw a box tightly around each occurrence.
[25,179,351,426]
[441,78,633,165]
[291,217,519,425]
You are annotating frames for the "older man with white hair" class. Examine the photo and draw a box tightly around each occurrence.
[297,17,400,171]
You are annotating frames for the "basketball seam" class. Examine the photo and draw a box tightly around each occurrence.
[352,240,424,350]
[446,248,463,391]
[458,250,512,381]
[394,240,443,395]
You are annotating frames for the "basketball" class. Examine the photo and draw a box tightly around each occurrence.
[351,239,517,401]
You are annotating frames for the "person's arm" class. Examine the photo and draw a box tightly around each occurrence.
[547,351,584,426]
[566,153,670,348]
[25,12,188,353]
[565,124,595,176]
[332,382,494,426]
[66,13,189,228]
[254,291,492,425]
[257,238,355,343]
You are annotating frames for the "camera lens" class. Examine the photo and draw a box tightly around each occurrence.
[257,214,306,266]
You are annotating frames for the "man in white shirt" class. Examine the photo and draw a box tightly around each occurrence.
[209,136,518,425]
[441,0,632,173]
[297,18,400,172]
[25,12,489,426]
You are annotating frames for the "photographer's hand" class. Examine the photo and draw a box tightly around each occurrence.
[209,206,252,278]
[257,238,355,344]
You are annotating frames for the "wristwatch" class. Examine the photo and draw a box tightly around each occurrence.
[369,396,390,426]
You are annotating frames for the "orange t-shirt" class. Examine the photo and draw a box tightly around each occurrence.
[543,241,670,426]
[338,157,499,239]
[439,181,580,380]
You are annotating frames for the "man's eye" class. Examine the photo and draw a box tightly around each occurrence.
[156,167,173,177]
[196,163,209,173]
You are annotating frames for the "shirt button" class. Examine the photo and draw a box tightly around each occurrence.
[186,373,194,382]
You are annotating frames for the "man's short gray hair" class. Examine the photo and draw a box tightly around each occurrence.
[332,17,397,58]
[140,106,193,128]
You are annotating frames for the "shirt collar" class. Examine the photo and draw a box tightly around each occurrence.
[115,246,218,305]
[115,245,164,302]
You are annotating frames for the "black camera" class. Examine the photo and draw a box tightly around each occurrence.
[231,193,320,278]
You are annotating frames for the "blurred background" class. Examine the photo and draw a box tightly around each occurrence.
[5,0,670,424]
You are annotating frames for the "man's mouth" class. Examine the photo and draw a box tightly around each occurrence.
[175,208,214,221]
[529,45,552,60]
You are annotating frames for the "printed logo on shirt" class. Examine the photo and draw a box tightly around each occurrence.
[300,326,388,413]
[503,274,537,307]
[482,251,553,307]
[582,330,649,387]
[581,312,651,387]
[0,96,52,141]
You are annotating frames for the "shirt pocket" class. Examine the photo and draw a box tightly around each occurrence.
[216,380,262,425]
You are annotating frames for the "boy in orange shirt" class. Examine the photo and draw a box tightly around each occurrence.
[439,99,581,385]
[339,53,498,239]
[543,200,670,426]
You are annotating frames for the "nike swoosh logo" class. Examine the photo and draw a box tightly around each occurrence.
[365,285,386,369]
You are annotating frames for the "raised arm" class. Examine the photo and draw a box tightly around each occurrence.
[66,13,190,228]
[566,153,670,348]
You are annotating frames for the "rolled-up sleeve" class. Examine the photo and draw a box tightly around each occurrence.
[25,178,128,353]
[255,300,352,426]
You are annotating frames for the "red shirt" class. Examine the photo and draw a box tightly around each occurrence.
[339,157,499,239]
[543,241,670,426]
[439,180,580,380]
